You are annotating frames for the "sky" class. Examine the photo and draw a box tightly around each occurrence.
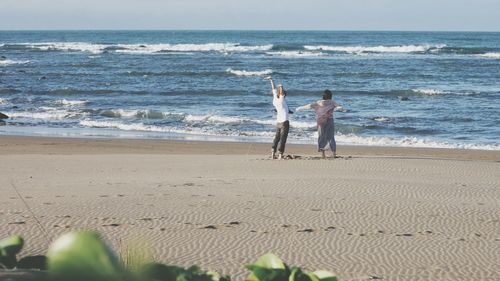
[0,0,499,31]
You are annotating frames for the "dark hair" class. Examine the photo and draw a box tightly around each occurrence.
[323,89,333,100]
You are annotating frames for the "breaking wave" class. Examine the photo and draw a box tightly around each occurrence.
[304,44,446,54]
[0,59,31,66]
[266,51,327,58]
[226,68,273,77]
[479,52,500,59]
[7,42,273,54]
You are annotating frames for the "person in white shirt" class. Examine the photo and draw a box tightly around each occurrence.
[267,76,290,159]
[296,89,346,159]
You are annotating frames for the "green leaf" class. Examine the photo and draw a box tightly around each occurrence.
[245,266,288,281]
[245,254,289,281]
[310,271,337,281]
[0,235,24,257]
[207,271,231,281]
[47,231,124,281]
[140,262,185,281]
[289,268,315,281]
[248,253,286,269]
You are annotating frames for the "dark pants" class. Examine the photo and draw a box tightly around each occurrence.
[272,120,289,154]
[317,119,336,152]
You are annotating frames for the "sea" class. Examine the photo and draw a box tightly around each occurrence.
[0,31,499,150]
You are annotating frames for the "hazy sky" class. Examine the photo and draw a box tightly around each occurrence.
[1,0,499,31]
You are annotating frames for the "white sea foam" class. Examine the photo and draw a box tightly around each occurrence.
[304,44,446,54]
[185,114,242,124]
[79,120,274,138]
[115,43,273,54]
[411,88,448,95]
[55,99,89,106]
[226,68,273,77]
[6,109,86,120]
[17,42,272,54]
[479,52,500,59]
[79,119,498,150]
[100,109,183,119]
[336,134,500,150]
[411,88,477,96]
[0,59,31,66]
[0,98,6,104]
[23,42,106,54]
[267,51,327,58]
[373,117,391,122]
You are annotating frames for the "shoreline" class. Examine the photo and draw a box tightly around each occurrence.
[0,135,499,161]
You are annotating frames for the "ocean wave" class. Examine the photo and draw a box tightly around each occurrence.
[372,117,391,123]
[478,52,500,59]
[184,114,317,129]
[79,120,275,138]
[266,51,327,58]
[5,108,87,120]
[0,59,31,66]
[77,119,499,150]
[55,99,89,106]
[99,109,183,119]
[4,42,273,54]
[226,68,272,77]
[410,88,477,96]
[304,44,446,54]
[116,43,273,54]
[411,88,449,95]
[337,134,500,150]
[22,42,106,54]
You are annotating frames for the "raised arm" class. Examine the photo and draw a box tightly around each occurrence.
[266,76,276,92]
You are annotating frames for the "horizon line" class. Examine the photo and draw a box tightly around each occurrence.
[1,28,499,33]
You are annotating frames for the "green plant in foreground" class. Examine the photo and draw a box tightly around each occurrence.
[245,253,337,281]
[0,235,47,270]
[1,231,337,281]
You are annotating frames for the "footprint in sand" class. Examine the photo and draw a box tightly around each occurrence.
[201,225,217,229]
[298,228,314,233]
[55,215,71,218]
[102,223,121,227]
[9,221,26,225]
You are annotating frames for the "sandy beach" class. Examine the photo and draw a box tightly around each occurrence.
[1,136,499,281]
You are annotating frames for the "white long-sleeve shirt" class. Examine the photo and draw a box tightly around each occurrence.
[296,99,344,125]
[272,89,289,123]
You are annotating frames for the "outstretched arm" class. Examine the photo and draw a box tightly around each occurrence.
[295,102,317,112]
[333,101,347,112]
